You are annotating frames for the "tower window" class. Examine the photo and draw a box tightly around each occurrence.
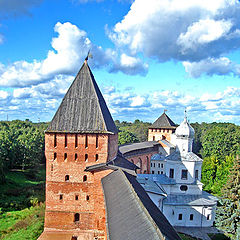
[190,214,194,221]
[83,175,87,182]
[75,195,79,201]
[54,133,57,147]
[65,133,67,148]
[75,153,78,161]
[59,194,63,200]
[72,236,78,240]
[74,213,80,222]
[85,134,88,148]
[51,164,53,171]
[96,135,98,148]
[65,175,69,181]
[54,152,57,160]
[75,134,78,148]
[178,214,183,220]
[195,170,199,180]
[64,153,67,161]
[85,154,88,162]
[95,154,99,162]
[169,168,174,178]
[181,170,188,180]
[86,195,89,201]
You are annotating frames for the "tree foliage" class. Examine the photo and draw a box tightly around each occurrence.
[215,156,240,239]
[118,130,139,145]
[0,120,47,183]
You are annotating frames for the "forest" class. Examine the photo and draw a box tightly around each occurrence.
[0,119,239,239]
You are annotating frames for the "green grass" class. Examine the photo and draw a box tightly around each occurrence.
[0,204,45,240]
[0,166,46,239]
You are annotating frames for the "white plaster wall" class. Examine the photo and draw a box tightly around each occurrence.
[150,160,165,174]
[147,192,165,210]
[169,184,202,195]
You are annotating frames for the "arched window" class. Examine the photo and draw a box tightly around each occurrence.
[54,152,57,160]
[72,236,78,240]
[75,153,78,161]
[74,213,80,222]
[86,195,89,201]
[65,175,69,181]
[83,175,87,182]
[85,154,88,162]
[64,153,67,161]
[95,154,98,162]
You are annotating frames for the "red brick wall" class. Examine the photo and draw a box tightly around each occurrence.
[126,151,158,174]
[43,132,117,239]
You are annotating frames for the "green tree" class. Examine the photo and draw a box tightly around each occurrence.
[215,155,240,239]
[118,130,139,145]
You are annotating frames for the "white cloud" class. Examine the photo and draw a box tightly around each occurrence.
[0,90,9,99]
[108,0,240,75]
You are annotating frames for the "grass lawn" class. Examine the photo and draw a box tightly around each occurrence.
[0,166,46,240]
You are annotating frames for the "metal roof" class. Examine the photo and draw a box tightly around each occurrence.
[102,170,181,240]
[150,113,176,129]
[119,141,159,155]
[164,191,218,206]
[137,176,167,196]
[159,139,175,148]
[46,62,118,134]
[151,153,165,161]
[138,174,176,185]
[165,151,203,162]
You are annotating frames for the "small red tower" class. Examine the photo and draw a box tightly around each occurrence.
[39,60,118,239]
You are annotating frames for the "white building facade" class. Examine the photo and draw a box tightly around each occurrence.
[138,115,218,227]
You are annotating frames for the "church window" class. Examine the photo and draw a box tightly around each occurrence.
[86,195,90,201]
[59,194,63,200]
[65,133,67,147]
[75,134,78,148]
[54,152,57,160]
[181,170,188,180]
[95,154,99,162]
[64,153,67,161]
[74,213,80,222]
[180,185,188,191]
[75,153,78,161]
[65,175,69,181]
[190,214,194,221]
[75,195,79,200]
[85,154,88,162]
[161,171,163,174]
[195,170,199,180]
[152,171,155,174]
[158,171,160,174]
[158,163,160,168]
[178,214,182,220]
[54,134,57,147]
[169,168,174,178]
[72,236,78,240]
[83,175,87,182]
[96,135,98,148]
[161,163,164,168]
[85,134,88,148]
[207,214,211,220]
[153,136,155,141]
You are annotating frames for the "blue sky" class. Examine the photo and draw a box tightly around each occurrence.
[1,0,240,125]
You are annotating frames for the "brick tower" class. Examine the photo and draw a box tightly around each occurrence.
[148,112,176,142]
[39,59,118,240]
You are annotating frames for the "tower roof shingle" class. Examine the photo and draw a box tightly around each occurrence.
[46,62,118,134]
[150,113,176,129]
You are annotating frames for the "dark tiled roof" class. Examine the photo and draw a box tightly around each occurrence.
[151,113,176,129]
[85,151,139,175]
[138,174,176,185]
[119,141,159,155]
[46,62,118,134]
[102,170,181,240]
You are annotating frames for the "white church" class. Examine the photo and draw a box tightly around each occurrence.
[121,112,218,227]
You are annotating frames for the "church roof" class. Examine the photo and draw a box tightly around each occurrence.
[150,113,176,129]
[46,61,118,134]
[102,170,181,240]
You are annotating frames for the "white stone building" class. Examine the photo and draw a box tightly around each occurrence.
[138,115,218,227]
